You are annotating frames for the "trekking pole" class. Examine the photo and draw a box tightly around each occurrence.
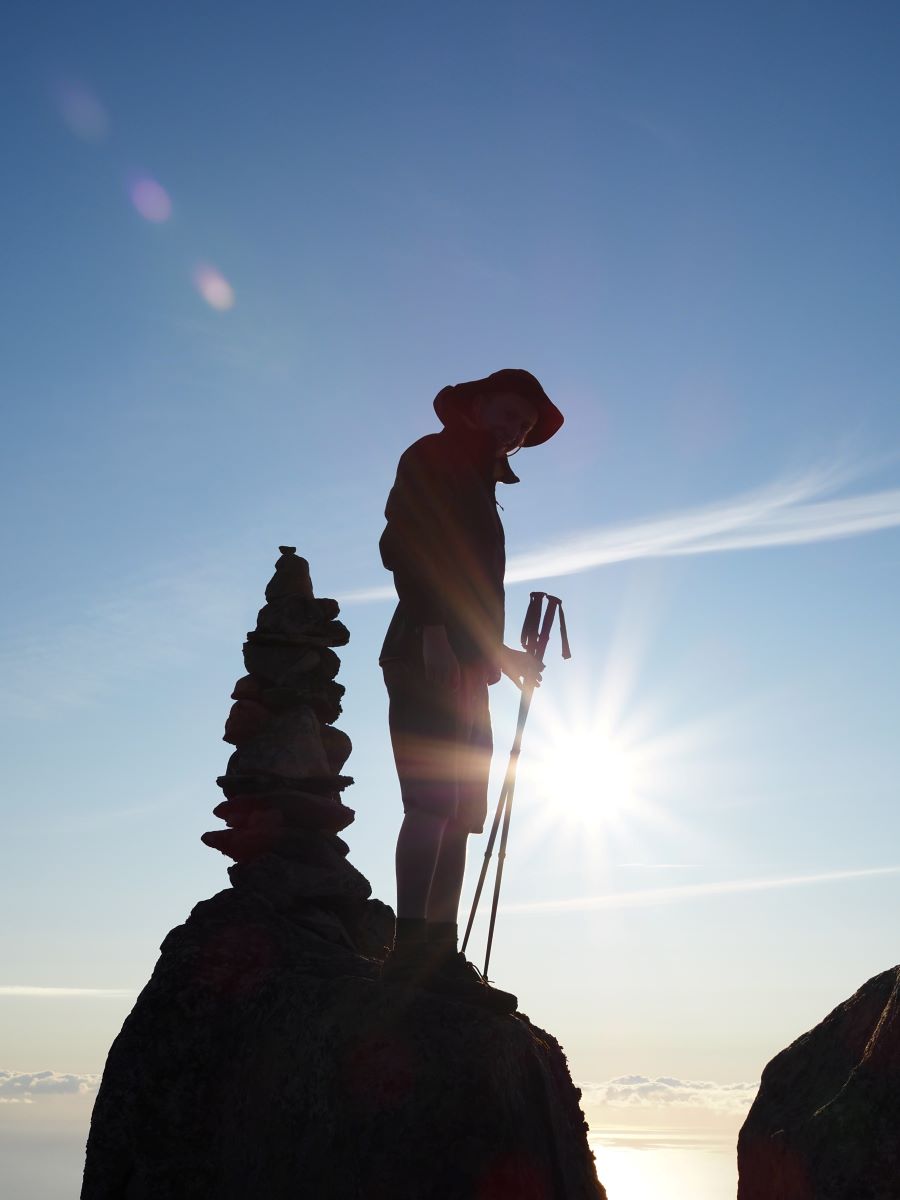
[461,592,563,957]
[461,592,571,978]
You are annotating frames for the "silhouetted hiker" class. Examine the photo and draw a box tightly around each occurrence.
[378,369,564,1012]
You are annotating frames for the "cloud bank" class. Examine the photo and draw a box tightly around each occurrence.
[1,1065,758,1114]
[0,1070,100,1103]
[581,1075,759,1115]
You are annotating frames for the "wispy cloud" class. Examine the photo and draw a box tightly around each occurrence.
[7,458,898,716]
[340,459,900,603]
[580,1075,758,1115]
[617,863,698,870]
[0,1070,100,1102]
[0,519,360,719]
[505,864,900,914]
[507,460,900,582]
[0,986,134,998]
[0,550,256,719]
[339,582,397,603]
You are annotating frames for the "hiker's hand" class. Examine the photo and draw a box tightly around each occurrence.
[422,625,460,690]
[500,645,543,690]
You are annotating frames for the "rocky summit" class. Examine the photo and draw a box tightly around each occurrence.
[81,548,605,1200]
[738,964,900,1200]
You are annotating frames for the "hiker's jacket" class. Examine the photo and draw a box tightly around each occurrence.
[379,422,519,678]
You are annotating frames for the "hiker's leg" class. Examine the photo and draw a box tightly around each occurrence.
[426,821,469,923]
[395,808,448,918]
[425,662,491,929]
[383,656,459,921]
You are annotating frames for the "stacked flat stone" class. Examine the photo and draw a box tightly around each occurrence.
[202,547,373,936]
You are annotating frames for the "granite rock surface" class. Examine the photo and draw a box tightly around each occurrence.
[82,887,606,1199]
[738,964,900,1199]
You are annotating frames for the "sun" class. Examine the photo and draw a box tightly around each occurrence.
[581,732,639,819]
[494,588,728,875]
[505,659,688,866]
[522,723,643,838]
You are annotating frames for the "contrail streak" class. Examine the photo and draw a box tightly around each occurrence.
[506,464,900,583]
[503,864,900,914]
[340,461,900,602]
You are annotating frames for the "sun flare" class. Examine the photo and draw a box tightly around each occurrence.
[510,664,692,865]
[498,587,729,876]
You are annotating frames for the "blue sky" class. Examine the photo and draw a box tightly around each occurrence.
[2,2,900,1195]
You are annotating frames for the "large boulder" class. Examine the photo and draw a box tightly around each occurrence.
[81,887,606,1200]
[738,965,900,1199]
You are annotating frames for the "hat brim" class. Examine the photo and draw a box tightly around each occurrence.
[433,370,563,447]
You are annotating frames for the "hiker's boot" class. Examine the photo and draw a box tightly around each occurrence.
[430,949,519,1014]
[382,921,518,1014]
[427,922,518,1014]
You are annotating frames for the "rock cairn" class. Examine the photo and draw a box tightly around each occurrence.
[201,546,383,951]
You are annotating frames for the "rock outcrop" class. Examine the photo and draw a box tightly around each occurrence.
[82,549,605,1200]
[738,964,900,1199]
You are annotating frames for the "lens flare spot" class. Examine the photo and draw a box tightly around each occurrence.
[193,263,235,311]
[130,177,172,223]
[56,81,109,142]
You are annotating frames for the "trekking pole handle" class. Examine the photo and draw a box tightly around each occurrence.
[520,591,572,663]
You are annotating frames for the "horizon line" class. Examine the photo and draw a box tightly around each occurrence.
[0,986,136,998]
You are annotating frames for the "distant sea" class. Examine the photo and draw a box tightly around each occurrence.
[1,1120,88,1200]
[590,1126,738,1199]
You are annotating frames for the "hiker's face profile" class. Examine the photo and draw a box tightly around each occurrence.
[472,391,538,454]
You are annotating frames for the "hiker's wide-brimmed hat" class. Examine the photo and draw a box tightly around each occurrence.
[433,369,563,447]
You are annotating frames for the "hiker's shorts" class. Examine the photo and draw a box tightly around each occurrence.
[381,657,493,835]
